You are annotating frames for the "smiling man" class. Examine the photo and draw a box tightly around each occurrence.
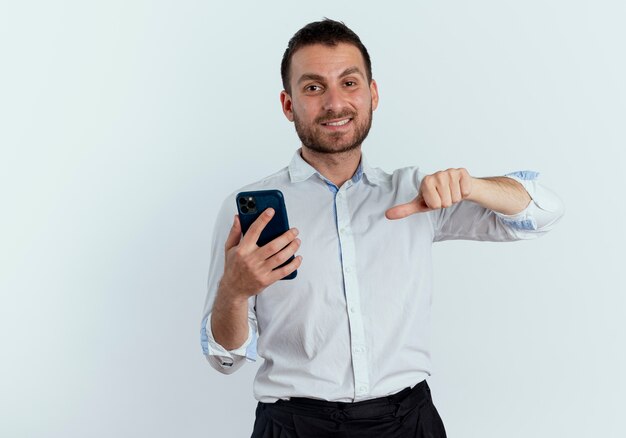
[201,19,564,438]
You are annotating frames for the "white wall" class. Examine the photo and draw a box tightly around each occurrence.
[1,1,624,437]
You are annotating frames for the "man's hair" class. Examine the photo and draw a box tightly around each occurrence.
[280,18,372,94]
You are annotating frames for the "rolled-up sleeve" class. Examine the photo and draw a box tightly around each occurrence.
[200,307,257,374]
[494,170,565,238]
[200,195,258,374]
[432,170,564,242]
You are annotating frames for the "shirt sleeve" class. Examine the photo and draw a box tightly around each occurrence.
[200,195,258,374]
[431,170,564,242]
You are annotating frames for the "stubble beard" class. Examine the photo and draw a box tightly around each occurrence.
[293,106,373,155]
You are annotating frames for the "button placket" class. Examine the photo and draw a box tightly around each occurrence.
[335,188,370,400]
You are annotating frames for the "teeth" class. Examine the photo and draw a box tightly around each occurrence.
[326,118,350,126]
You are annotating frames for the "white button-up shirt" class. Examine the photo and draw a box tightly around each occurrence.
[200,149,564,403]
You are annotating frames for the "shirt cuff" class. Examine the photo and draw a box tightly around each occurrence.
[200,313,257,372]
[496,170,564,232]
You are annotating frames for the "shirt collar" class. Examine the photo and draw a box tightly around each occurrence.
[288,148,381,186]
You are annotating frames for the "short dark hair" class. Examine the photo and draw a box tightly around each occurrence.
[280,18,372,94]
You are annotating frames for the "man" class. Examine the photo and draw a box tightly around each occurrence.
[200,19,564,438]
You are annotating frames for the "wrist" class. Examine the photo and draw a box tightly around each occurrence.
[217,278,250,307]
[466,177,485,203]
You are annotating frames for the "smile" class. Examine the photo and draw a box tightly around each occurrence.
[321,118,352,127]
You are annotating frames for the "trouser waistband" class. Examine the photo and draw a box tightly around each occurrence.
[263,380,430,422]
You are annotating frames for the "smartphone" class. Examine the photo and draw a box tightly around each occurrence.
[236,189,297,280]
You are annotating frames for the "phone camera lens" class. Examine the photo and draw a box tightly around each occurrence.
[238,197,247,205]
[248,200,256,209]
[241,205,249,213]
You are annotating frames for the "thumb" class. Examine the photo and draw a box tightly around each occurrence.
[224,215,242,251]
[385,194,433,220]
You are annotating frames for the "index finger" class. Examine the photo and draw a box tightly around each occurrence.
[241,208,275,246]
[385,194,432,220]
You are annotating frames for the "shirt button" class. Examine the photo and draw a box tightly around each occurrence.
[359,386,367,392]
[345,266,351,273]
[350,307,356,313]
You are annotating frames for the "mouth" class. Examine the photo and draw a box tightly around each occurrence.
[320,117,352,128]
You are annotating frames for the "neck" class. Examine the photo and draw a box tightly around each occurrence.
[300,146,362,188]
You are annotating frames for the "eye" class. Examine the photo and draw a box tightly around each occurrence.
[345,81,357,87]
[305,84,322,92]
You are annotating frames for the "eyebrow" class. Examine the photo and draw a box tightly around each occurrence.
[297,66,365,85]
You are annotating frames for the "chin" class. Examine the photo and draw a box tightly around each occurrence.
[306,143,361,155]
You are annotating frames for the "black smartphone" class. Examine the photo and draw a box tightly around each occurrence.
[236,189,297,280]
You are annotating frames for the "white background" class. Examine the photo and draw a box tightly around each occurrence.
[1,1,625,437]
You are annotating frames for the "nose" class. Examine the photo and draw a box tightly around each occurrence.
[322,85,343,112]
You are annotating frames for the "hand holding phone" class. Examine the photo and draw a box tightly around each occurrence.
[218,190,301,300]
[236,190,298,280]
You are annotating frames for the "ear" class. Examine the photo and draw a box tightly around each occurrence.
[370,79,379,111]
[280,90,294,122]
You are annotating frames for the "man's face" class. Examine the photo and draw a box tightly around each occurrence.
[280,43,379,154]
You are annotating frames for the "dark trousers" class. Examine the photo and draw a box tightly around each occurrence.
[251,380,447,438]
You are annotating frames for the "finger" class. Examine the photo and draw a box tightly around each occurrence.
[267,255,302,283]
[414,194,431,212]
[449,175,463,204]
[421,183,441,210]
[224,215,242,252]
[385,195,431,220]
[385,200,419,220]
[264,238,301,270]
[459,171,473,198]
[242,208,275,246]
[259,227,299,260]
[436,180,453,208]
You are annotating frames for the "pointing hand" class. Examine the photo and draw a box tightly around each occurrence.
[385,168,473,220]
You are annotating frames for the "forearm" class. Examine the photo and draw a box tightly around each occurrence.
[210,281,250,351]
[467,176,531,216]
